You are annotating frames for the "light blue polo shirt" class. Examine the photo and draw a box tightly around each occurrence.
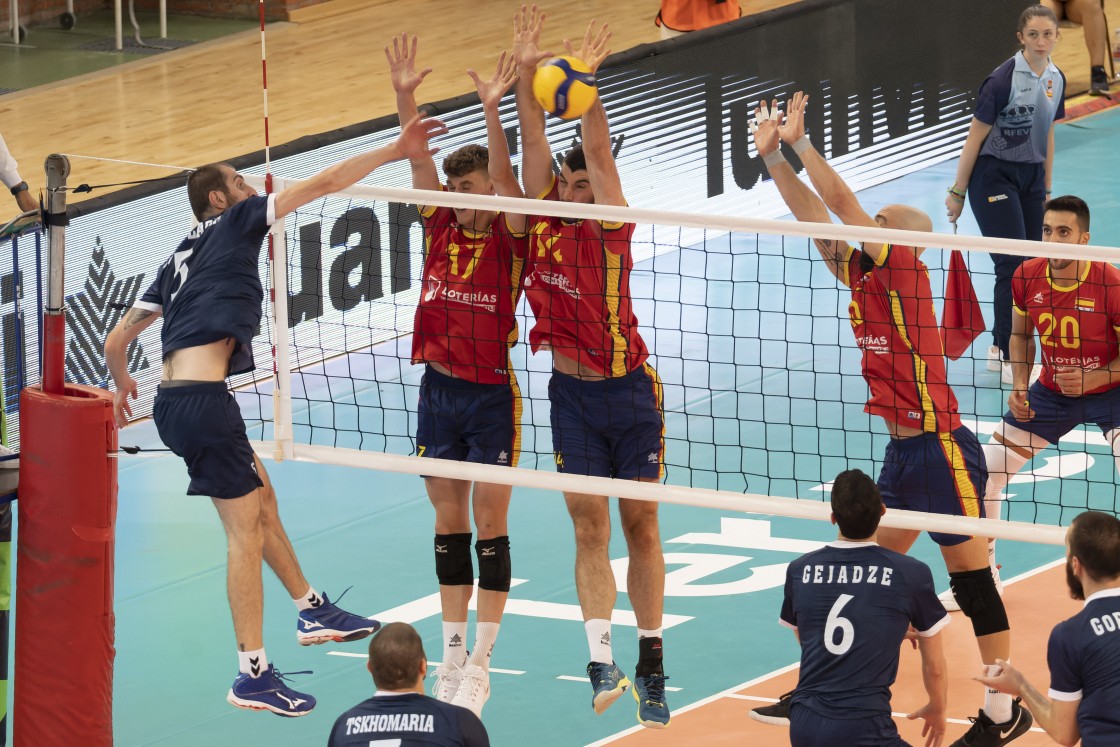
[974,51,1065,164]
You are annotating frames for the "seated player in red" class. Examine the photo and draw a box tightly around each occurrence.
[752,92,1032,747]
[508,7,670,728]
[386,34,529,718]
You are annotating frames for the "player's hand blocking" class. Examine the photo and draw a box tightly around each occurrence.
[780,91,809,144]
[563,20,612,73]
[749,100,782,156]
[513,4,552,70]
[385,33,432,95]
[468,51,519,110]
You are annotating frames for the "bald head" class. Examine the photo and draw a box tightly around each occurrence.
[875,204,933,233]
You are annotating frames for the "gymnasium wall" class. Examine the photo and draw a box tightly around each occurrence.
[5,0,1027,438]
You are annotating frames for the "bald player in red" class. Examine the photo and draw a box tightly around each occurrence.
[388,34,528,718]
[507,7,670,729]
[981,195,1120,613]
[752,93,1032,747]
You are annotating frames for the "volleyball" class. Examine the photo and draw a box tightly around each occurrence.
[533,56,598,120]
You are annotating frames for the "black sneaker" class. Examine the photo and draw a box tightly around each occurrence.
[1090,67,1111,96]
[748,690,792,726]
[951,698,1033,746]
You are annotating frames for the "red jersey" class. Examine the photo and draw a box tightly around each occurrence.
[1012,258,1120,395]
[842,244,960,433]
[411,205,528,384]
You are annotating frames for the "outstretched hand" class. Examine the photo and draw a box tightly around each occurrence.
[396,113,448,161]
[563,19,611,72]
[513,4,552,69]
[468,51,519,110]
[974,659,1025,698]
[780,91,808,144]
[385,33,432,94]
[749,99,783,157]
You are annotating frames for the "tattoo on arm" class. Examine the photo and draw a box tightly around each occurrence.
[813,238,847,277]
[122,308,154,330]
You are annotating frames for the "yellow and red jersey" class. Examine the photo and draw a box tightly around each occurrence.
[411,205,528,384]
[842,243,960,433]
[1012,258,1120,395]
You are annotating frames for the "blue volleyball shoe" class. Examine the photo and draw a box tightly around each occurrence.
[226,665,315,717]
[297,589,381,645]
[587,661,631,715]
[632,673,671,728]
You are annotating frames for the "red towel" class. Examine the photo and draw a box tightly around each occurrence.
[941,249,985,360]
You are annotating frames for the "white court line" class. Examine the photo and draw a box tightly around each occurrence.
[587,557,1067,746]
[724,694,1046,733]
[556,674,682,692]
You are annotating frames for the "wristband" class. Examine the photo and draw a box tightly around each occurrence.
[9,181,28,196]
[947,185,966,198]
[946,189,965,203]
[762,150,787,168]
[1045,189,1052,195]
[790,136,812,156]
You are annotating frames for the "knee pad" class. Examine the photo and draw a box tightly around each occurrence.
[434,533,474,586]
[475,536,511,593]
[949,568,1009,636]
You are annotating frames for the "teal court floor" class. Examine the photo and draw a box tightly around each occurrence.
[12,108,1119,745]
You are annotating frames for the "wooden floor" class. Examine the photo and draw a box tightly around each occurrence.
[0,0,803,202]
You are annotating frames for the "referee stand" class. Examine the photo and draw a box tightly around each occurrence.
[14,155,116,745]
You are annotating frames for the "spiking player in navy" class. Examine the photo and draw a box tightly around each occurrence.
[753,469,950,747]
[104,114,446,716]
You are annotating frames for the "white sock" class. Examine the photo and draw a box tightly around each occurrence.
[585,618,613,664]
[468,622,500,669]
[443,621,468,668]
[238,648,268,678]
[983,663,1013,722]
[293,586,323,612]
[637,627,664,640]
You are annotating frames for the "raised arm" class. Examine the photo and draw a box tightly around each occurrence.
[104,307,161,428]
[751,99,849,283]
[907,632,947,747]
[512,4,555,199]
[569,22,621,206]
[468,51,527,232]
[385,33,441,193]
[273,113,445,221]
[946,118,993,224]
[977,659,1080,747]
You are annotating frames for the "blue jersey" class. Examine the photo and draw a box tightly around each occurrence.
[136,194,275,376]
[975,52,1065,164]
[1047,588,1120,747]
[328,692,490,747]
[780,541,949,719]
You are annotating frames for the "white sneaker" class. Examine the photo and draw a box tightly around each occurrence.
[1001,361,1014,385]
[987,345,1002,372]
[431,661,465,703]
[939,565,1003,612]
[450,664,490,717]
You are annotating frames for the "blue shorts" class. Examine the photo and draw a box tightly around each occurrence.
[548,363,664,480]
[1004,381,1120,444]
[791,704,908,747]
[415,366,520,466]
[153,382,263,500]
[877,426,987,546]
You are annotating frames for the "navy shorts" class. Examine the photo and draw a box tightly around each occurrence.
[415,365,520,466]
[153,382,263,499]
[1004,381,1120,444]
[548,363,664,480]
[877,426,987,546]
[791,704,908,747]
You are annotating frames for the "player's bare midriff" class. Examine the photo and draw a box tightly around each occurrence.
[163,338,236,382]
[551,349,609,380]
[885,419,925,439]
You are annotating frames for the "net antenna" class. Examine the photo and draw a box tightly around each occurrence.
[258,0,295,461]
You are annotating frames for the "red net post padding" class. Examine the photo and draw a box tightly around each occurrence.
[14,384,117,745]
